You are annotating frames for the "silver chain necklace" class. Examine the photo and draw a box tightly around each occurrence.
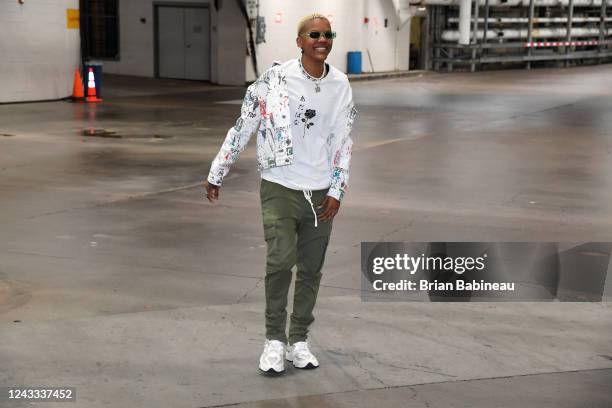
[298,58,326,93]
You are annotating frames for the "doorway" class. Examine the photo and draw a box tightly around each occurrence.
[410,16,423,70]
[155,4,210,80]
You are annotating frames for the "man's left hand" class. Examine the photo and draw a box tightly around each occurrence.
[317,196,340,222]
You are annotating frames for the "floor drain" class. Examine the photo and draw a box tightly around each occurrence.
[80,129,173,139]
[81,128,122,138]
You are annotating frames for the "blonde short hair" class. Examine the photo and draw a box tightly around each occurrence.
[297,13,330,36]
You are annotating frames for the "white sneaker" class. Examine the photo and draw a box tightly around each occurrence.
[259,339,286,374]
[286,341,319,369]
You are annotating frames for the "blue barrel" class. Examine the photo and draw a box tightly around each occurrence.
[347,51,362,74]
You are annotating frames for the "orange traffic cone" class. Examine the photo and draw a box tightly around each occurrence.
[86,68,102,103]
[71,68,85,101]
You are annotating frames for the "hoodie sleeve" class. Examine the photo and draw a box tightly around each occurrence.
[327,81,357,202]
[207,78,266,186]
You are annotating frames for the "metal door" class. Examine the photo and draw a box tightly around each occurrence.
[184,7,210,80]
[158,7,185,79]
[157,6,210,80]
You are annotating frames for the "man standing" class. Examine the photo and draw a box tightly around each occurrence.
[204,13,357,374]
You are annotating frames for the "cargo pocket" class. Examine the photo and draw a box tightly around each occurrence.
[263,220,277,243]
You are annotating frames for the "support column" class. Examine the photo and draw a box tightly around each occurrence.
[526,0,535,69]
[599,0,607,60]
[565,0,575,67]
[459,0,472,45]
[482,0,490,58]
[471,0,480,71]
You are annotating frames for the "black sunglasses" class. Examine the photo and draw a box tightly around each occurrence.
[300,31,337,40]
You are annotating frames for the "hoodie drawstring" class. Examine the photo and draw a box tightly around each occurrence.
[303,190,318,228]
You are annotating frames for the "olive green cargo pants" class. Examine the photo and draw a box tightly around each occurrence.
[260,179,333,344]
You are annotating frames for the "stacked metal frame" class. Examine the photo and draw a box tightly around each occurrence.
[426,0,612,71]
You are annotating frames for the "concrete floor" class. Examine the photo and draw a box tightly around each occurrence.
[1,65,611,407]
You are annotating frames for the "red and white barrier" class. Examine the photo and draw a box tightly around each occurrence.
[525,40,599,47]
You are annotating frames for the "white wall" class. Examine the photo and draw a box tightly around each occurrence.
[216,0,247,85]
[363,0,410,72]
[0,0,409,102]
[0,0,80,103]
[246,0,411,81]
[104,0,245,86]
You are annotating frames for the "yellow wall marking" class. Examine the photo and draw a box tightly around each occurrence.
[67,9,79,29]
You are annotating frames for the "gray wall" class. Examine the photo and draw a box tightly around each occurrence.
[103,0,245,86]
[0,0,80,103]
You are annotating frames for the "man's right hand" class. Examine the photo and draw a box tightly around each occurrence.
[204,181,220,203]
